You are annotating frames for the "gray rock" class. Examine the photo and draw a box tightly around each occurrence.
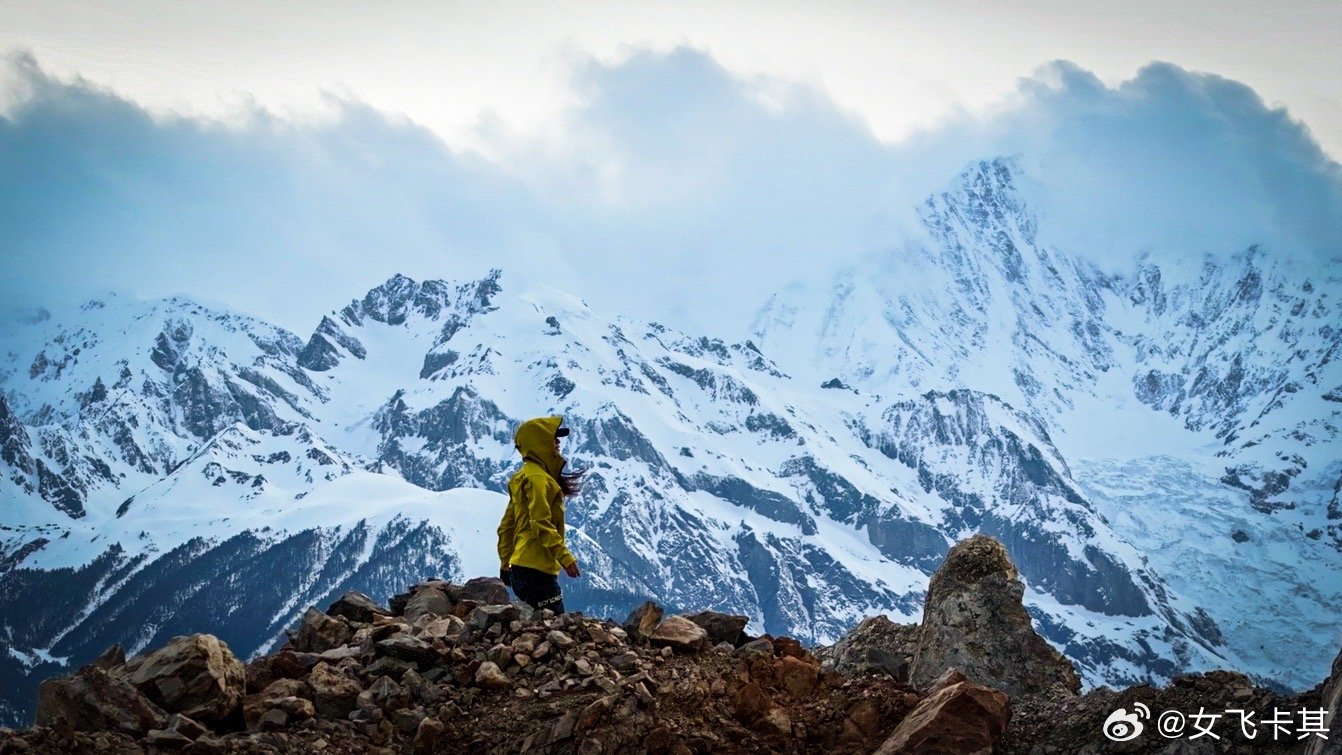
[327,591,390,624]
[35,665,168,735]
[459,577,510,606]
[403,587,453,623]
[736,638,775,660]
[289,607,354,654]
[684,610,749,646]
[375,635,438,665]
[646,616,708,653]
[145,726,194,748]
[815,615,918,681]
[468,604,521,631]
[114,634,247,726]
[909,535,1080,697]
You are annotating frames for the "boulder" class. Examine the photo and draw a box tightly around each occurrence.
[777,656,820,698]
[242,679,313,730]
[816,615,918,681]
[459,577,510,606]
[413,716,446,753]
[622,601,664,640]
[114,634,246,726]
[245,650,315,693]
[35,665,168,735]
[307,661,362,719]
[474,661,510,690]
[327,591,390,623]
[646,616,708,653]
[874,672,1010,754]
[416,615,466,642]
[736,638,776,660]
[467,604,521,631]
[909,535,1080,697]
[88,644,127,672]
[375,635,439,665]
[402,586,453,622]
[1306,643,1342,755]
[684,610,748,646]
[144,727,194,748]
[289,607,354,653]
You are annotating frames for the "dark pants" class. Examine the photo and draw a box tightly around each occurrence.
[510,565,565,614]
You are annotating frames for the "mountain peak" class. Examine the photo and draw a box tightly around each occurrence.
[346,270,505,327]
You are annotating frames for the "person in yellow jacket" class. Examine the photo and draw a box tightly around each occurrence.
[497,415,583,613]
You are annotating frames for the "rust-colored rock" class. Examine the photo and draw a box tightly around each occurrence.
[730,682,772,722]
[771,636,805,659]
[874,677,1010,755]
[777,656,820,699]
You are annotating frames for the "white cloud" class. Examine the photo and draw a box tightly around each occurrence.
[1,47,1338,338]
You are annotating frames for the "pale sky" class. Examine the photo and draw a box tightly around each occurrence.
[3,0,1340,158]
[2,1,1340,336]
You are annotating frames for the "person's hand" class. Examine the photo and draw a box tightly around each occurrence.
[564,561,581,578]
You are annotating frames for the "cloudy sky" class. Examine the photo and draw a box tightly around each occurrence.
[2,1,1340,335]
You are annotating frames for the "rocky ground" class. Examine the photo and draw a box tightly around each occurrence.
[1,535,1336,754]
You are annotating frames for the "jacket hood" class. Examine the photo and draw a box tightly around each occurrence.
[514,415,566,478]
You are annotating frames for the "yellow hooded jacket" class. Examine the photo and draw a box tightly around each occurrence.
[497,416,576,576]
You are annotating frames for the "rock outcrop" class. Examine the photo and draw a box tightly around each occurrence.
[5,540,1334,754]
[35,666,169,736]
[1307,643,1342,755]
[816,614,919,681]
[112,634,246,727]
[910,534,1081,697]
[875,668,1010,755]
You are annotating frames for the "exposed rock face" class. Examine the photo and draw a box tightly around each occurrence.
[327,591,390,624]
[622,601,664,640]
[646,616,709,653]
[910,535,1081,698]
[816,615,919,681]
[4,565,1332,754]
[1307,644,1342,755]
[685,610,750,647]
[35,665,168,735]
[875,668,1010,755]
[114,634,247,727]
[402,586,452,623]
[289,607,355,653]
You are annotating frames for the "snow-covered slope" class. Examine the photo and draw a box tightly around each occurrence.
[752,157,1342,692]
[0,157,1336,726]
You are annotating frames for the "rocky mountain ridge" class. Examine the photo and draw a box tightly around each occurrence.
[3,535,1335,754]
[1,158,1337,727]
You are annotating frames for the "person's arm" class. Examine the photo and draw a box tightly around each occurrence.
[496,496,518,581]
[525,476,576,571]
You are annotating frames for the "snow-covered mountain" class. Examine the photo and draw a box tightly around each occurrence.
[752,158,1342,689]
[1,158,1337,725]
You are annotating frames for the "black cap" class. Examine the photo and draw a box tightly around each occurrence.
[555,427,570,438]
